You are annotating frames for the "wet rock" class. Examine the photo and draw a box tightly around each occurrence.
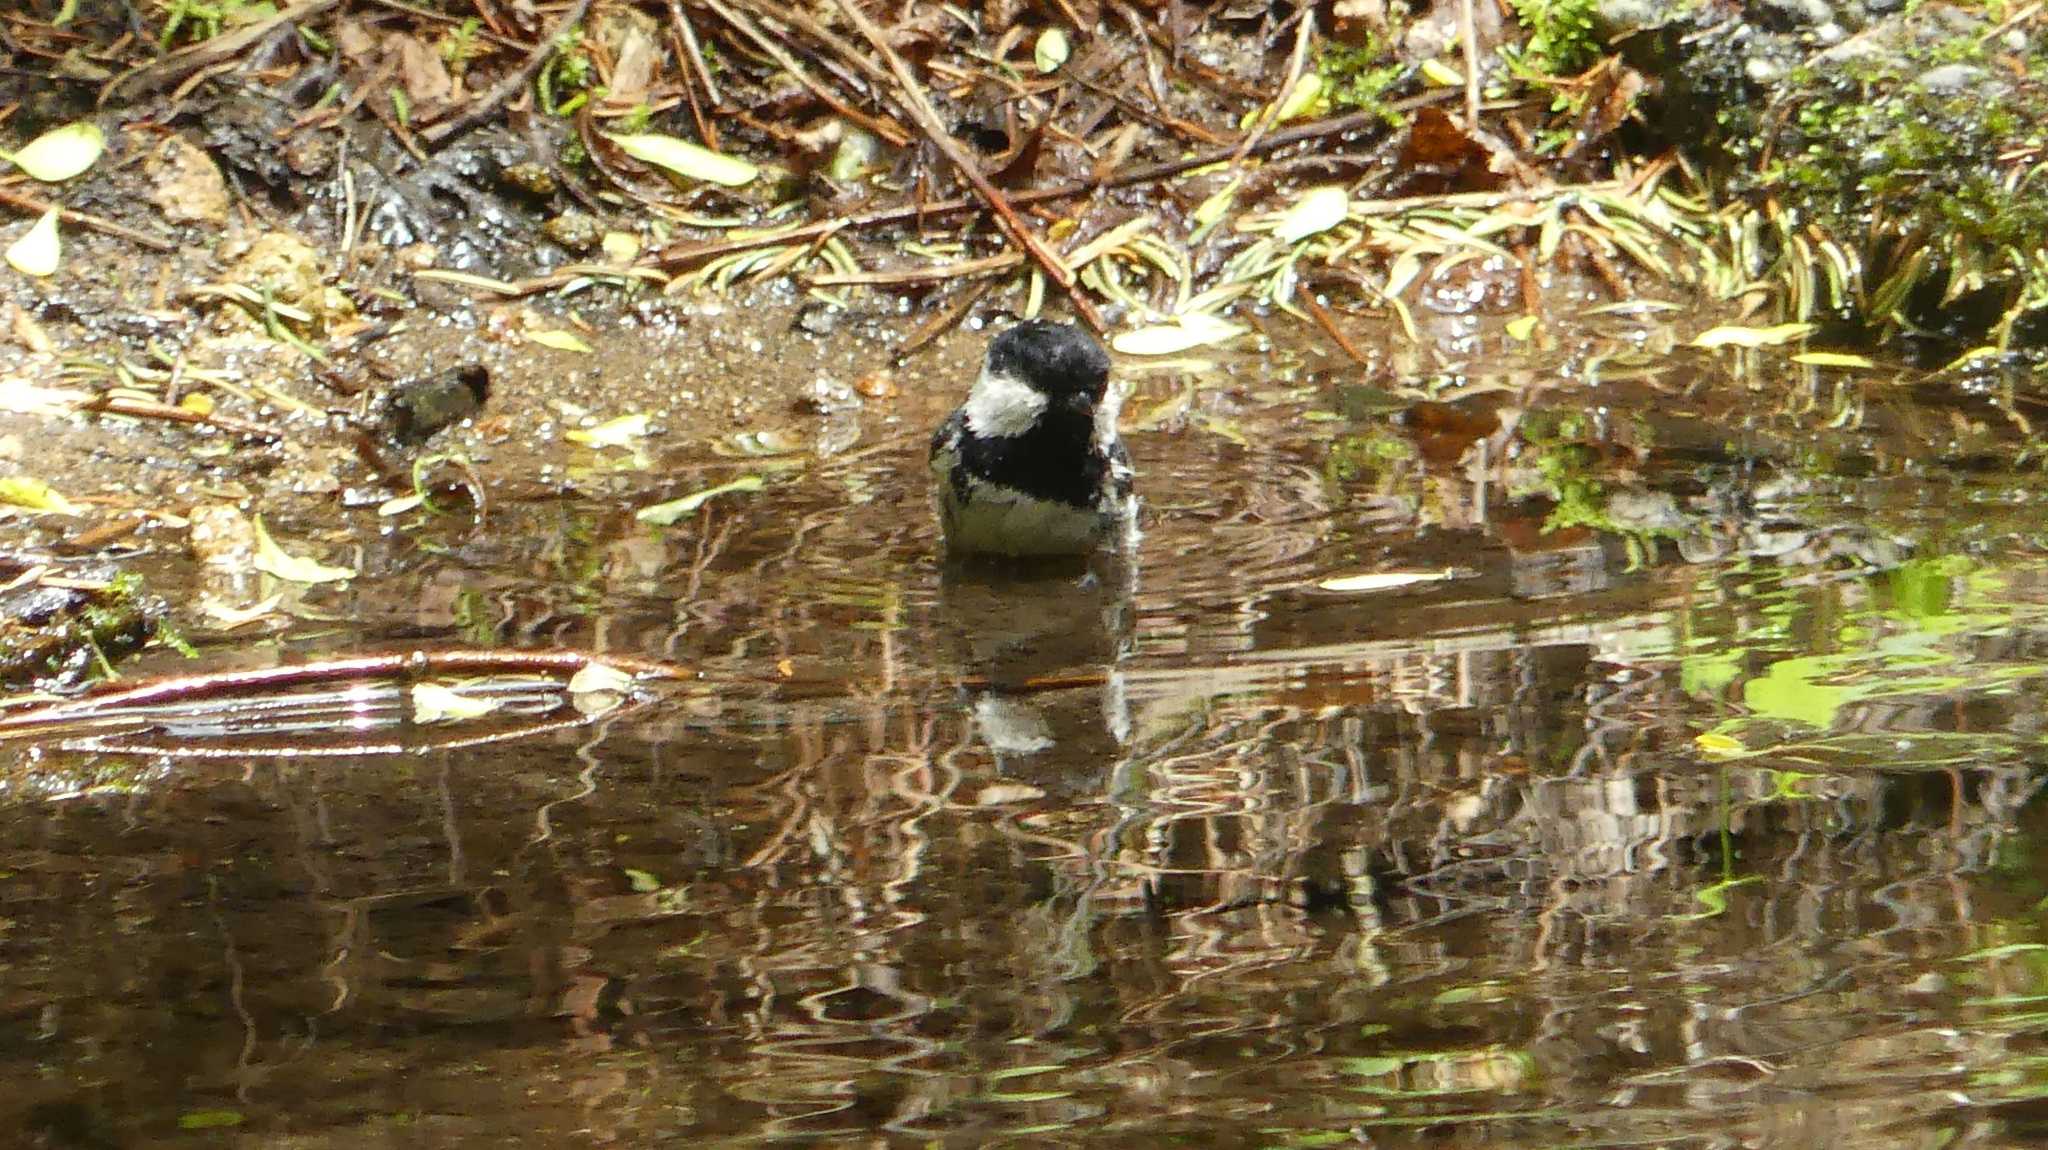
[0,570,158,686]
[225,232,323,304]
[375,365,491,445]
[794,301,841,337]
[188,502,257,569]
[146,136,230,226]
[794,376,859,414]
[1918,63,1992,95]
[497,159,557,195]
[542,210,603,253]
[1759,0,1832,28]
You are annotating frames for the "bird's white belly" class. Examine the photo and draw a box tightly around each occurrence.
[940,482,1116,557]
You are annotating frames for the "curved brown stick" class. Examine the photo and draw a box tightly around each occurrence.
[0,648,688,729]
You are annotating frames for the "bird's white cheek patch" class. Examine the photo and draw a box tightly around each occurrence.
[962,370,1046,439]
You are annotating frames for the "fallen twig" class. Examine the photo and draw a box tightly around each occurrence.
[653,90,1457,272]
[0,187,178,252]
[827,0,1105,331]
[699,0,910,147]
[0,648,690,731]
[421,0,595,148]
[82,394,289,441]
[99,0,350,105]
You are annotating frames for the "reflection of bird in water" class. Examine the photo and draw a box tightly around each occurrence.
[928,320,1139,763]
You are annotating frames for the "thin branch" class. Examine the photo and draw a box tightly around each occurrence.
[421,0,595,148]
[826,0,1105,331]
[652,90,1457,271]
[0,187,177,252]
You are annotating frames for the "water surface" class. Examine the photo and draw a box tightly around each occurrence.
[9,321,2048,1148]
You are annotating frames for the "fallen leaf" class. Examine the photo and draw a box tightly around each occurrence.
[377,493,425,516]
[1420,57,1464,87]
[609,132,759,188]
[1694,731,1746,757]
[601,231,641,264]
[411,681,500,723]
[252,515,355,583]
[178,1110,244,1131]
[201,592,284,629]
[565,413,651,449]
[1689,322,1815,349]
[1505,315,1539,341]
[0,476,82,515]
[1318,570,1458,593]
[0,376,87,415]
[528,329,593,353]
[624,867,662,892]
[1791,351,1877,369]
[6,121,104,183]
[5,208,61,277]
[567,661,634,696]
[1110,312,1248,356]
[637,475,767,525]
[1273,185,1350,243]
[1034,27,1070,73]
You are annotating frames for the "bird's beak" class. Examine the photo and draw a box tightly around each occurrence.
[1062,390,1098,416]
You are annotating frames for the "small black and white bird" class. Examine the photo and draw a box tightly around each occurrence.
[929,321,1136,557]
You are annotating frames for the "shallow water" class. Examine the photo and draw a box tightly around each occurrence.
[9,320,2048,1148]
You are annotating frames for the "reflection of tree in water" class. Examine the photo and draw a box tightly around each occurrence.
[14,369,2048,1143]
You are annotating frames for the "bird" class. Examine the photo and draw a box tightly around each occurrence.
[929,321,1135,558]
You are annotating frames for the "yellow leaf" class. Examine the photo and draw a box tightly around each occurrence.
[251,515,355,583]
[6,121,104,183]
[636,475,767,525]
[1318,570,1458,593]
[1273,186,1349,243]
[1689,322,1815,349]
[1694,732,1746,757]
[1273,72,1323,122]
[5,208,61,277]
[0,476,82,515]
[565,413,651,448]
[1505,315,1539,341]
[1420,58,1464,87]
[528,329,593,353]
[608,132,758,188]
[1791,351,1877,369]
[410,682,500,723]
[1033,27,1070,73]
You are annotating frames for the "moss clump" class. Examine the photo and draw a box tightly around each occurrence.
[1509,0,1604,75]
[1759,33,2048,345]
[0,571,163,686]
[1315,39,1408,122]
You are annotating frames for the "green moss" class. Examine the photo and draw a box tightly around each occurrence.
[1314,40,1407,122]
[1508,0,1602,75]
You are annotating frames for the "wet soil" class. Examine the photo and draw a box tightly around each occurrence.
[8,290,2048,1147]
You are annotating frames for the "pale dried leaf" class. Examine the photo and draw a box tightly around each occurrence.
[411,682,500,723]
[528,329,593,353]
[1110,312,1247,356]
[609,133,759,188]
[1274,186,1350,243]
[1689,322,1815,349]
[636,475,766,525]
[565,413,651,448]
[1318,570,1458,593]
[5,209,61,277]
[252,515,355,583]
[8,121,104,183]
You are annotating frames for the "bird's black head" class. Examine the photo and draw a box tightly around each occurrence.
[984,321,1111,403]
